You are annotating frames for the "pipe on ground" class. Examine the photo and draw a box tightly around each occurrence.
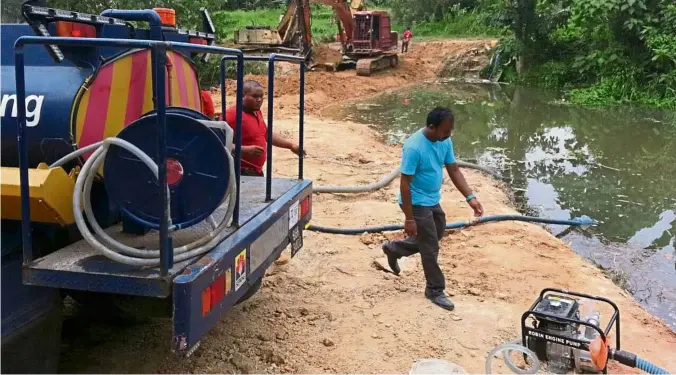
[312,161,502,194]
[307,215,594,235]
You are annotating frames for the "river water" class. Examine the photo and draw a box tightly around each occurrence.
[323,82,676,330]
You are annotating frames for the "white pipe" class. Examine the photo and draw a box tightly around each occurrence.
[64,136,236,267]
[312,161,501,194]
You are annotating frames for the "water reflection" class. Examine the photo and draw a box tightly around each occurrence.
[324,82,676,329]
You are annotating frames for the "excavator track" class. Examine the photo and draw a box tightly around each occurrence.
[356,53,399,76]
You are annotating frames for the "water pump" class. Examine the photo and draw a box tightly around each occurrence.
[486,288,671,375]
[521,289,619,374]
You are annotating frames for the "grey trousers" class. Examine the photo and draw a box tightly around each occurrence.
[386,204,447,296]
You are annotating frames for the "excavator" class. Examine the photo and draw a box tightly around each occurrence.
[234,0,399,76]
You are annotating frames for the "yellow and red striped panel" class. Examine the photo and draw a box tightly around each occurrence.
[72,49,203,157]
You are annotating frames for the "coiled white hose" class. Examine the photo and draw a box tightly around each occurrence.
[50,137,237,267]
[485,338,541,374]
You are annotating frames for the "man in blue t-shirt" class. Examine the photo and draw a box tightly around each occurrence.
[382,106,484,311]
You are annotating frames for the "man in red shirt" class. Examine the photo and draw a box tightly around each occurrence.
[223,80,305,176]
[201,90,216,119]
[402,27,413,53]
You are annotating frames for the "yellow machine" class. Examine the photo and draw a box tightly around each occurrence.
[232,0,401,77]
[1,163,77,226]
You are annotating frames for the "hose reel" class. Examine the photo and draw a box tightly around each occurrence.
[103,111,231,230]
[51,109,236,267]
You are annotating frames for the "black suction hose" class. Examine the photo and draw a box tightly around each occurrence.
[307,215,594,235]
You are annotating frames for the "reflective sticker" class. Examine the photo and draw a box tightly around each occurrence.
[289,200,300,228]
[225,268,232,295]
[235,250,247,291]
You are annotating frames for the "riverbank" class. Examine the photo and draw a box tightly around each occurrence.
[58,39,676,373]
[195,39,676,373]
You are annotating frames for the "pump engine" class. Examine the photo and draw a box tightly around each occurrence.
[521,289,620,374]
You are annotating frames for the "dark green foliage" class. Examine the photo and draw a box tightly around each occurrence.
[5,0,673,109]
[483,0,676,109]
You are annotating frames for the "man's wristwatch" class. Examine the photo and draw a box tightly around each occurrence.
[466,193,476,203]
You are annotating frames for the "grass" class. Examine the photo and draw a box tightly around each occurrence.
[211,5,504,45]
[211,5,339,44]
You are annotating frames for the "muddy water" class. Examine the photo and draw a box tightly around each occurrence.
[323,82,676,330]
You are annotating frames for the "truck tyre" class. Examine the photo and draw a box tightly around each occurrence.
[0,293,62,374]
[65,290,170,322]
[235,277,263,305]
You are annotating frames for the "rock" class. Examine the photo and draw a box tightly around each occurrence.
[451,315,463,321]
[270,354,286,365]
[468,287,481,296]
[395,285,409,292]
[274,253,291,266]
[257,332,273,342]
[276,332,289,341]
[300,307,310,316]
[372,333,380,339]
[322,338,335,347]
[495,292,508,301]
[360,232,377,245]
[230,356,256,373]
[324,312,336,321]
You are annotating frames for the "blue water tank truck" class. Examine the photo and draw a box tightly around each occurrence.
[1,3,312,373]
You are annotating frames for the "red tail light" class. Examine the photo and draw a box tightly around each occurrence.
[55,21,96,38]
[201,269,232,316]
[300,195,311,218]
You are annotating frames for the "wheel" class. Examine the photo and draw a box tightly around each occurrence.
[66,290,171,322]
[391,55,399,67]
[235,277,263,305]
[1,294,62,374]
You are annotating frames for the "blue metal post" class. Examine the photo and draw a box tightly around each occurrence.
[100,9,162,40]
[153,45,173,275]
[15,51,33,264]
[298,62,305,180]
[265,55,276,202]
[233,55,244,225]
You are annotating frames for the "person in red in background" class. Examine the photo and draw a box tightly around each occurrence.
[402,27,413,53]
[222,80,305,177]
[200,90,216,119]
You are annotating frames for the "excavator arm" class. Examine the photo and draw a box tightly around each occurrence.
[276,0,358,50]
[309,0,355,48]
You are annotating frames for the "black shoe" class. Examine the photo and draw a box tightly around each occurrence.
[426,293,455,311]
[381,243,400,275]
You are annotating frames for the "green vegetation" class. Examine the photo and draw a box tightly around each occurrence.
[5,0,673,109]
[467,0,675,110]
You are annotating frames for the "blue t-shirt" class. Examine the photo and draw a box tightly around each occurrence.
[397,128,456,207]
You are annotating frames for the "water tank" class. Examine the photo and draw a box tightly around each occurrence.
[0,24,93,168]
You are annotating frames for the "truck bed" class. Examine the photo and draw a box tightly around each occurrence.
[23,177,306,297]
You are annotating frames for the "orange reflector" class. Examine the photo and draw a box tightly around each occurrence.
[189,37,207,45]
[55,21,96,38]
[154,8,176,27]
[201,286,211,316]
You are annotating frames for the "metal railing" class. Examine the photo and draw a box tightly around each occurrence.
[219,54,306,204]
[14,36,249,277]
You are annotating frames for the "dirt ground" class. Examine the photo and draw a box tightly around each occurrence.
[61,40,676,374]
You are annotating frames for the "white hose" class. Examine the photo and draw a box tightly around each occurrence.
[485,338,541,374]
[312,161,501,194]
[51,136,237,267]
